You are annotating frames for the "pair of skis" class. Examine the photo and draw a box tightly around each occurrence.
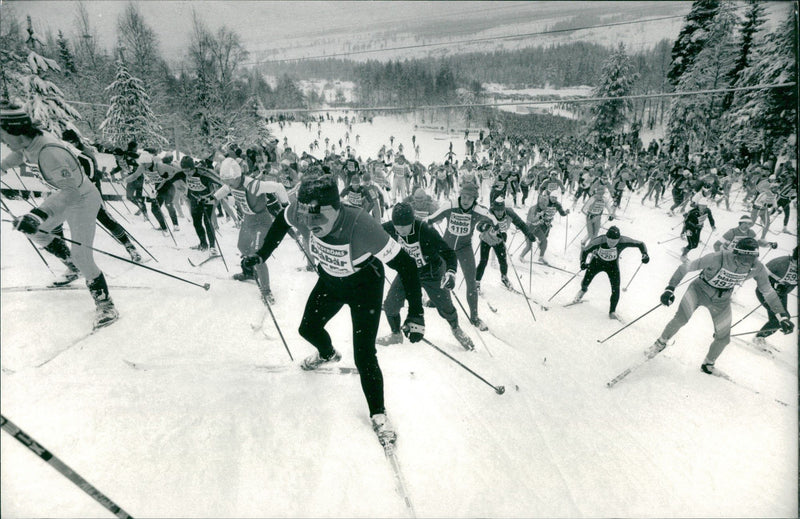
[187,253,221,268]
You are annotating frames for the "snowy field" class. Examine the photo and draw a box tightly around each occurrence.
[1,117,797,518]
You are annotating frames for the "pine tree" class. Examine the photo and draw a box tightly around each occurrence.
[667,5,740,152]
[100,58,167,147]
[722,0,766,109]
[667,0,721,87]
[721,11,797,160]
[588,43,638,147]
[56,30,77,76]
[1,15,82,134]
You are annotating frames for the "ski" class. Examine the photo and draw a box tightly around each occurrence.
[609,314,626,324]
[562,299,586,308]
[255,364,361,375]
[37,319,120,368]
[502,283,549,311]
[479,294,498,313]
[382,442,416,518]
[3,285,151,293]
[606,343,667,388]
[187,254,220,268]
[703,367,789,407]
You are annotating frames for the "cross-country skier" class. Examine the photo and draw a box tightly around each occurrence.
[580,184,615,248]
[572,226,648,320]
[427,181,498,330]
[679,198,715,261]
[752,247,797,348]
[647,237,794,374]
[1,101,118,329]
[209,155,289,303]
[377,202,474,350]
[475,196,536,291]
[179,156,223,256]
[519,191,570,264]
[241,174,424,446]
[713,215,777,252]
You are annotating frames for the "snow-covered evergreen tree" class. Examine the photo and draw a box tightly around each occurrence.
[722,0,766,109]
[56,30,77,76]
[587,43,638,146]
[721,10,797,159]
[100,58,167,148]
[667,0,720,87]
[0,16,82,134]
[666,4,740,153]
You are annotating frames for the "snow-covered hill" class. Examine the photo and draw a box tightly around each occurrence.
[1,117,797,518]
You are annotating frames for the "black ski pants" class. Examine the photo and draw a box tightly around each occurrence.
[150,184,179,231]
[298,264,386,416]
[189,197,217,248]
[476,239,508,281]
[384,261,457,329]
[580,257,621,313]
[755,284,791,338]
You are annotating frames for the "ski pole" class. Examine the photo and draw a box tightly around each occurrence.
[106,179,135,215]
[11,168,40,205]
[2,218,210,291]
[566,221,587,248]
[563,212,568,253]
[657,235,682,244]
[596,303,661,344]
[622,262,643,292]
[421,338,505,394]
[254,270,294,361]
[507,256,536,322]
[730,326,780,338]
[451,291,493,357]
[0,414,134,519]
[0,199,55,276]
[730,302,765,329]
[697,228,714,256]
[547,269,580,301]
[528,248,533,293]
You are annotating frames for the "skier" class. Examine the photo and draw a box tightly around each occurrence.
[179,156,223,256]
[573,226,649,320]
[377,202,474,350]
[427,181,498,331]
[712,215,777,252]
[404,187,438,219]
[1,101,118,329]
[208,155,289,303]
[519,191,570,264]
[679,198,715,261]
[475,197,536,292]
[340,173,375,214]
[580,184,615,248]
[752,247,797,347]
[648,237,793,374]
[241,174,424,446]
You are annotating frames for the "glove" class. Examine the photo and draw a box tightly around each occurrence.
[199,194,216,205]
[641,253,650,264]
[770,242,778,249]
[778,314,794,334]
[580,261,588,270]
[14,208,47,235]
[440,270,456,290]
[608,215,615,221]
[660,286,675,306]
[402,314,425,343]
[241,254,264,269]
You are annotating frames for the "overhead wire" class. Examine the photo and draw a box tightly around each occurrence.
[241,3,751,66]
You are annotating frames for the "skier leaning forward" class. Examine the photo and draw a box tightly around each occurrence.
[426,181,498,331]
[377,202,475,351]
[647,237,794,374]
[209,157,289,303]
[241,174,424,446]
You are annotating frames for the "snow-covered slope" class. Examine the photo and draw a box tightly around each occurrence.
[1,117,796,518]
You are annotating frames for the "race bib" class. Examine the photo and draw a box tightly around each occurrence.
[346,191,363,207]
[780,262,797,285]
[596,247,618,261]
[186,175,205,191]
[448,212,472,236]
[497,218,510,232]
[704,267,748,289]
[231,188,255,215]
[400,239,426,268]
[310,238,355,277]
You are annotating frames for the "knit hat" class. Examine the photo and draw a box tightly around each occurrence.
[180,156,195,169]
[0,101,33,132]
[219,157,242,180]
[392,202,415,226]
[738,215,753,225]
[460,182,479,198]
[297,174,340,209]
[491,196,505,210]
[412,187,426,201]
[606,226,621,240]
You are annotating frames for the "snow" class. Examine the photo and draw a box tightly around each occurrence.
[1,116,797,518]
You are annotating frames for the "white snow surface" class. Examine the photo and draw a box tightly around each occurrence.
[1,116,797,518]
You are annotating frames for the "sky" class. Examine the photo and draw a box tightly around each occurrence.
[6,1,694,65]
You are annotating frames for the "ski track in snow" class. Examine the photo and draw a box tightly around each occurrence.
[2,115,798,518]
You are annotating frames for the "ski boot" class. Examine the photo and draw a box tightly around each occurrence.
[376,332,403,346]
[125,244,142,263]
[469,315,488,331]
[451,326,475,350]
[537,256,549,265]
[571,288,585,304]
[301,349,342,371]
[700,361,715,375]
[261,290,276,306]
[190,243,208,251]
[371,413,397,447]
[501,275,513,291]
[51,264,81,287]
[208,247,220,257]
[88,273,119,330]
[645,338,667,359]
